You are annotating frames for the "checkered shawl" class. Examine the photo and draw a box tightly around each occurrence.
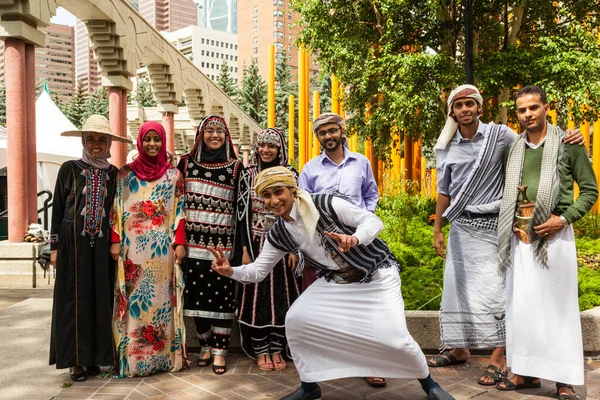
[497,124,564,275]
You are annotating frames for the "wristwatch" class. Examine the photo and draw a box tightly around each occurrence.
[559,215,570,227]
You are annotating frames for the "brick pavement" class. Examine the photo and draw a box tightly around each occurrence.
[52,354,600,400]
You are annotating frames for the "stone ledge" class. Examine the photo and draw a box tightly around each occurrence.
[0,241,44,259]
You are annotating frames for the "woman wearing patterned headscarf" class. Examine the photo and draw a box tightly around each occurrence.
[110,121,188,377]
[236,128,301,371]
[176,115,243,374]
[50,115,130,382]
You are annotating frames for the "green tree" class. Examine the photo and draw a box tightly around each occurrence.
[216,61,237,97]
[293,0,600,159]
[133,79,157,107]
[83,87,109,120]
[238,58,268,126]
[316,73,332,116]
[64,80,89,128]
[275,51,298,130]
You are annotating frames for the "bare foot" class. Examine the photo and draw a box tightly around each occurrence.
[271,353,287,371]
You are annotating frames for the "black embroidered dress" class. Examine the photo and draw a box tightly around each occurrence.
[49,160,117,369]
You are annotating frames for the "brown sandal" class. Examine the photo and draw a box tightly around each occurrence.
[427,350,466,367]
[365,377,387,387]
[257,354,274,371]
[477,365,506,386]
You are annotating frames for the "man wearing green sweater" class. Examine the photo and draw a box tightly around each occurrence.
[496,86,598,400]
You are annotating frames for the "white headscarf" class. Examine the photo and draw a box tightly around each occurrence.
[434,84,484,150]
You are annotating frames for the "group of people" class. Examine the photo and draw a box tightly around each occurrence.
[48,83,596,400]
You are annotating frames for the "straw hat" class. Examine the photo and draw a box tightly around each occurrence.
[61,114,132,143]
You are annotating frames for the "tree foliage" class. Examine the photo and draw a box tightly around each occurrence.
[238,58,268,126]
[217,61,238,98]
[133,79,157,107]
[0,84,5,126]
[275,51,297,130]
[64,80,89,128]
[83,87,109,120]
[293,0,600,159]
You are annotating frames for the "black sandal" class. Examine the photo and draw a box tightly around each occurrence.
[213,364,227,375]
[197,354,213,367]
[477,365,506,386]
[69,367,87,382]
[496,376,541,391]
[427,350,466,367]
[556,383,580,400]
[365,377,387,387]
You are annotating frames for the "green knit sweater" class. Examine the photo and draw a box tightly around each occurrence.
[517,143,598,224]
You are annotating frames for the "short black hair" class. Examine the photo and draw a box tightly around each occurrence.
[514,85,547,105]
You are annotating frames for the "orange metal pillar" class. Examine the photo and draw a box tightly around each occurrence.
[312,91,320,158]
[5,39,28,241]
[162,112,175,162]
[413,136,422,193]
[297,49,306,170]
[404,134,413,192]
[593,120,600,214]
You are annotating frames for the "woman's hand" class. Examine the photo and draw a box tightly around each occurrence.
[174,245,186,264]
[110,243,121,261]
[242,246,252,265]
[207,247,233,277]
[50,250,57,268]
[287,253,298,271]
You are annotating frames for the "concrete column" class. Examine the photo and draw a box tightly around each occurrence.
[108,87,126,168]
[5,39,28,242]
[25,43,37,224]
[162,112,175,157]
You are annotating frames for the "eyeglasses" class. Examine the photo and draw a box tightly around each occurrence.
[205,128,226,136]
[316,127,340,137]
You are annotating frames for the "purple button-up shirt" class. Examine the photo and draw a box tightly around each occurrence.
[298,149,379,212]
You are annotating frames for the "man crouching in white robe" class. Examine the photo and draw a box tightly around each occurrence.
[208,166,454,400]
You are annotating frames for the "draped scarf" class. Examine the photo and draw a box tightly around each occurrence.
[498,124,564,275]
[129,121,171,182]
[191,114,236,163]
[81,132,112,170]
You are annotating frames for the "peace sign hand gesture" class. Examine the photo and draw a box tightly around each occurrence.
[207,246,233,277]
[324,231,359,252]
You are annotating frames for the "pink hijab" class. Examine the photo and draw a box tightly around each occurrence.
[129,121,171,182]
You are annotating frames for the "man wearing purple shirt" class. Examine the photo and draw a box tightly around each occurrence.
[298,112,383,388]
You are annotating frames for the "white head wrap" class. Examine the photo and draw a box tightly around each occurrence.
[434,84,484,150]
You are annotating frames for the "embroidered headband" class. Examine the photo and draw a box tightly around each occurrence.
[313,112,345,134]
[434,84,484,150]
[257,128,282,147]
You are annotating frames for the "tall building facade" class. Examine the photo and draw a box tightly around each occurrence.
[140,0,198,32]
[162,25,238,83]
[75,20,101,93]
[237,0,318,83]
[0,23,75,103]
[204,0,237,33]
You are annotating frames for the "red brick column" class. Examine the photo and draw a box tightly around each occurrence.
[25,43,37,224]
[162,112,175,159]
[5,39,28,241]
[242,148,250,167]
[108,87,126,168]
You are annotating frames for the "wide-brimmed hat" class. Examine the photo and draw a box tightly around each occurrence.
[61,114,132,143]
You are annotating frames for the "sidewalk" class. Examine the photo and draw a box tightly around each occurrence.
[1,288,598,400]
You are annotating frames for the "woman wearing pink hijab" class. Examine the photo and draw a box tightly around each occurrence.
[110,121,188,377]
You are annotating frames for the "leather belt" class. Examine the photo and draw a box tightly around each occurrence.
[460,211,499,219]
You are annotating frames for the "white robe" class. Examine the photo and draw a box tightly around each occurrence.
[230,197,430,382]
[507,225,584,385]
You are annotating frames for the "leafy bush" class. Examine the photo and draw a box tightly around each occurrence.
[378,187,600,311]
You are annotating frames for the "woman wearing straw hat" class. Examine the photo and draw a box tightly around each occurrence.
[110,121,188,377]
[49,115,131,382]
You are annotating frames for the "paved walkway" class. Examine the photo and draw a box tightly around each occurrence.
[1,288,598,400]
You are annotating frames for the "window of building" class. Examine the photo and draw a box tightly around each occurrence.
[201,62,205,67]
[201,50,205,55]
[273,10,283,17]
[211,52,214,57]
[253,16,258,23]
[253,6,258,12]
[288,12,292,19]
[288,34,292,41]
[235,68,238,73]
[230,67,233,72]
[273,0,283,6]
[288,23,293,29]
[211,40,214,45]
[253,47,258,54]
[235,45,238,50]
[253,37,258,45]
[287,55,292,62]
[274,21,283,28]
[275,42,284,49]
[201,38,205,44]
[288,44,292,52]
[253,26,258,34]
[274,32,283,39]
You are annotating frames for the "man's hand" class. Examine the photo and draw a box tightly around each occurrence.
[433,231,446,258]
[242,246,252,265]
[50,250,57,268]
[564,129,585,146]
[287,253,298,271]
[174,245,186,264]
[110,243,121,261]
[207,246,234,277]
[324,231,358,252]
[533,214,563,240]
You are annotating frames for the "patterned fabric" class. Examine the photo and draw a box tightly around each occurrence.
[443,123,504,222]
[267,193,397,283]
[498,124,564,274]
[112,166,187,377]
[81,167,109,246]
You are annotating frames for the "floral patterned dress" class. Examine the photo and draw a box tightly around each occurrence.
[112,165,188,377]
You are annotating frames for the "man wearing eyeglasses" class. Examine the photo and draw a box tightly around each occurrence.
[298,112,383,388]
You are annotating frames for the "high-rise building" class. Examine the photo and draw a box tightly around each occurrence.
[0,23,75,103]
[204,0,237,34]
[237,0,318,83]
[75,20,101,93]
[139,0,198,32]
[162,25,238,83]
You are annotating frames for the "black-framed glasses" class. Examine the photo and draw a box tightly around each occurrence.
[316,127,340,137]
[205,128,226,136]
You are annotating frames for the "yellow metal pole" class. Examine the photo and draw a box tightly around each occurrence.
[298,49,306,170]
[331,75,340,114]
[548,109,558,125]
[305,51,310,162]
[421,157,427,196]
[268,44,275,127]
[288,94,295,163]
[431,169,438,200]
[413,136,422,193]
[593,120,600,214]
[312,91,321,158]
